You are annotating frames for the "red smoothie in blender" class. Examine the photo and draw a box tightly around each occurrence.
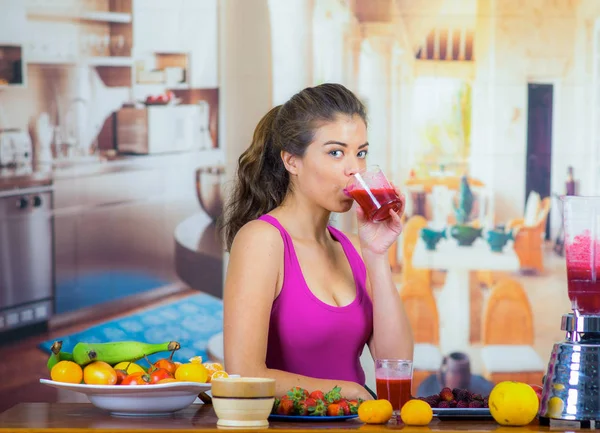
[566,232,600,314]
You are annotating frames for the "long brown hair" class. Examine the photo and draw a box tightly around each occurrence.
[220,83,367,251]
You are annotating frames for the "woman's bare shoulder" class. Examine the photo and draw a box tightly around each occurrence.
[230,218,284,257]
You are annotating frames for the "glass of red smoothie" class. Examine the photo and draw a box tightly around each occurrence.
[375,359,413,416]
[345,166,404,222]
[563,196,600,315]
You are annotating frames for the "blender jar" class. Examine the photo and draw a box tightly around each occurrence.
[563,196,600,315]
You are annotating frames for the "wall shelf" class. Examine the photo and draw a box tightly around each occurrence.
[27,10,132,24]
[26,57,133,67]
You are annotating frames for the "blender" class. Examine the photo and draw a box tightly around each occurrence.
[539,196,600,426]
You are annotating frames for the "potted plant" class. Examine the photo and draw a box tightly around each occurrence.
[450,175,482,246]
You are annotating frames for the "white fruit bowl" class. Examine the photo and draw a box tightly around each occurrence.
[40,379,211,416]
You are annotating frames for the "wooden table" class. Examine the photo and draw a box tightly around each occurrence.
[0,403,590,433]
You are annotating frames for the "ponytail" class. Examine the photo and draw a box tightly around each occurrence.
[220,106,288,251]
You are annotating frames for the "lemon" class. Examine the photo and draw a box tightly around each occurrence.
[189,356,204,364]
[175,363,209,383]
[400,399,433,426]
[113,362,145,374]
[489,381,539,426]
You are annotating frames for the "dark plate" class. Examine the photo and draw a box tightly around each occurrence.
[433,408,492,419]
[269,414,358,422]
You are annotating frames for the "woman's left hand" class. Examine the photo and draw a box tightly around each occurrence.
[356,184,405,256]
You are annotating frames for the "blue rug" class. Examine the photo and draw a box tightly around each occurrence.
[40,293,223,365]
[55,271,171,314]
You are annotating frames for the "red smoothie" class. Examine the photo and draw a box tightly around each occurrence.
[347,187,403,222]
[375,377,412,412]
[566,232,600,314]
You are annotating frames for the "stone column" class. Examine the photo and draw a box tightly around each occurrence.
[358,23,396,176]
[219,0,272,275]
[268,0,314,104]
[219,0,273,189]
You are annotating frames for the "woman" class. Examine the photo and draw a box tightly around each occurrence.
[220,83,413,401]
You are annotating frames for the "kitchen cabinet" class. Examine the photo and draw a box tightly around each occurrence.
[133,0,218,88]
[52,153,209,314]
[0,1,26,45]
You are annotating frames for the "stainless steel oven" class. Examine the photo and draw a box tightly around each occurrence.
[0,186,54,334]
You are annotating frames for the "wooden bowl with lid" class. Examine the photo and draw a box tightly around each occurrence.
[211,377,276,427]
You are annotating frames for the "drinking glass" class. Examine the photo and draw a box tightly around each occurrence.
[345,165,403,222]
[375,359,413,416]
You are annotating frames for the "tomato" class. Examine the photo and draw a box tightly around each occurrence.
[121,372,150,386]
[115,369,128,385]
[83,361,118,385]
[51,360,83,384]
[148,368,173,384]
[154,359,177,376]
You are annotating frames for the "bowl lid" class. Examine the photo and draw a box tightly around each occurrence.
[211,377,276,398]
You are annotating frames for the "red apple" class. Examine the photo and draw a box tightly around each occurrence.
[529,384,543,406]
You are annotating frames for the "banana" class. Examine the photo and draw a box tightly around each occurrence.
[46,340,74,372]
[72,341,180,366]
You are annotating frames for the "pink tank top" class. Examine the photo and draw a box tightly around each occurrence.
[259,214,373,385]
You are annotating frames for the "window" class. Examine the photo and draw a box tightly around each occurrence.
[411,77,472,177]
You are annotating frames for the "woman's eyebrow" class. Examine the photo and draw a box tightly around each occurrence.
[323,141,369,149]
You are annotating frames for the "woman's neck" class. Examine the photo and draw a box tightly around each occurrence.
[273,193,332,244]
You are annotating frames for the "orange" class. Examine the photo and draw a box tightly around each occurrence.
[400,399,433,426]
[489,381,539,426]
[51,360,83,384]
[358,400,393,424]
[83,361,118,385]
[157,378,178,384]
[204,362,225,382]
[211,370,229,380]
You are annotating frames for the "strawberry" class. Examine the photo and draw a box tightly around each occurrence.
[272,397,280,414]
[295,397,317,416]
[309,390,325,401]
[324,385,342,403]
[287,386,309,403]
[295,399,308,416]
[469,401,483,408]
[326,403,345,416]
[276,397,294,415]
[310,399,327,416]
[348,399,360,415]
[337,400,351,415]
[439,387,454,402]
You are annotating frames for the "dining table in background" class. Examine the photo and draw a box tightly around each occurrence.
[412,237,520,354]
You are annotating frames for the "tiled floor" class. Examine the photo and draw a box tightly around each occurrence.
[394,242,571,376]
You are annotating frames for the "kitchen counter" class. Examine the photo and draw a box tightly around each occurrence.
[0,169,53,193]
[0,403,591,433]
[0,148,224,191]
